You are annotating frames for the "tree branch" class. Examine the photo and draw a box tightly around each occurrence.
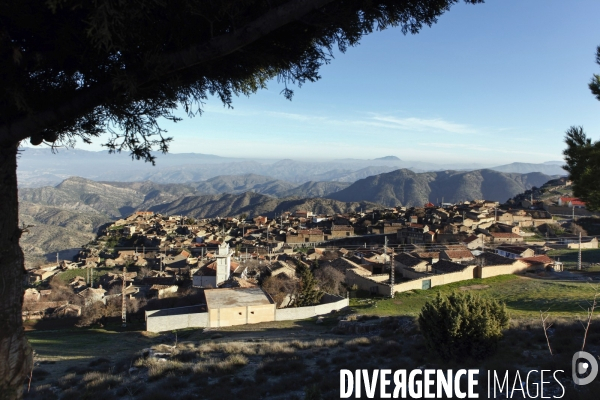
[0,0,335,146]
[540,309,554,356]
[163,0,335,74]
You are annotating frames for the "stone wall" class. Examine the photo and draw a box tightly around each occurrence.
[146,294,348,332]
[479,261,529,279]
[345,268,391,295]
[146,305,208,333]
[275,294,348,321]
[392,265,477,294]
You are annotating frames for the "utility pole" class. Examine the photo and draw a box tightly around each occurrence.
[121,265,127,327]
[578,232,582,271]
[389,242,395,291]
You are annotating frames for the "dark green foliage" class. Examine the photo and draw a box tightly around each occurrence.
[418,291,509,361]
[563,126,600,211]
[589,46,600,101]
[563,45,600,210]
[1,0,483,161]
[294,265,324,307]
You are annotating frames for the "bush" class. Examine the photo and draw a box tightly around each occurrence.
[418,291,509,361]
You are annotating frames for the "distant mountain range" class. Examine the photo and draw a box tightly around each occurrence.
[326,169,556,206]
[489,162,566,176]
[18,148,566,188]
[18,176,367,219]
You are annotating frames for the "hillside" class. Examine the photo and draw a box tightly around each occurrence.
[326,169,555,206]
[193,174,295,196]
[19,177,144,218]
[490,162,567,176]
[279,181,351,198]
[148,192,380,219]
[19,202,112,267]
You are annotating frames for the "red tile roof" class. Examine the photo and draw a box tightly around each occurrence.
[520,255,554,265]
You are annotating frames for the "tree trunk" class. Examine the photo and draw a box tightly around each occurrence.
[0,144,32,400]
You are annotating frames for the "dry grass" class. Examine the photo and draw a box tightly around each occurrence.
[290,338,341,349]
[345,337,371,346]
[81,371,123,391]
[144,359,193,381]
[256,341,295,355]
[57,372,79,389]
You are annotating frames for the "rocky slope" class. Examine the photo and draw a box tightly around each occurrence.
[148,192,381,219]
[326,169,555,206]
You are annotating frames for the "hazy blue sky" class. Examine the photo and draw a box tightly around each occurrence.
[79,0,600,164]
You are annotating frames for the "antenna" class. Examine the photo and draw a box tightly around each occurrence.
[578,232,582,271]
[121,265,127,327]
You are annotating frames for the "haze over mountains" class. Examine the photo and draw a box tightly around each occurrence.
[17,147,566,187]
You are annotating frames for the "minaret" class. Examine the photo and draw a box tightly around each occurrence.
[216,242,232,286]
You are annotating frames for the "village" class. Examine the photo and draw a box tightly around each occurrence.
[22,178,600,332]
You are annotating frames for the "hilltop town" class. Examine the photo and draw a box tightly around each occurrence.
[22,176,599,331]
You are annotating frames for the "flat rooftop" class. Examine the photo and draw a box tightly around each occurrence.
[204,287,273,309]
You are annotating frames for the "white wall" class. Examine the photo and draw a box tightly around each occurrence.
[146,306,209,332]
[275,295,349,321]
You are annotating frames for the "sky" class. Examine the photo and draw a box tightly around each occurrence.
[76,0,600,164]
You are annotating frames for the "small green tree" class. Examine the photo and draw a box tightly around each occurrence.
[418,291,509,361]
[295,265,324,307]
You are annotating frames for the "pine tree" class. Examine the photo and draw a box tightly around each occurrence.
[418,291,509,361]
[563,46,600,210]
[295,265,324,307]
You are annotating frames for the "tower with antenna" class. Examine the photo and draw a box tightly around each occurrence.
[121,265,127,327]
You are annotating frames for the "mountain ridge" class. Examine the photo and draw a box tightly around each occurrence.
[326,168,555,206]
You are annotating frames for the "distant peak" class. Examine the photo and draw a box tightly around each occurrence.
[374,156,401,161]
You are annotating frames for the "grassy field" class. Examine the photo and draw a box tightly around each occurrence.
[55,266,113,285]
[351,275,600,318]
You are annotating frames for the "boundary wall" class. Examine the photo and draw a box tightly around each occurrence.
[275,294,348,321]
[146,305,208,332]
[146,294,348,332]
